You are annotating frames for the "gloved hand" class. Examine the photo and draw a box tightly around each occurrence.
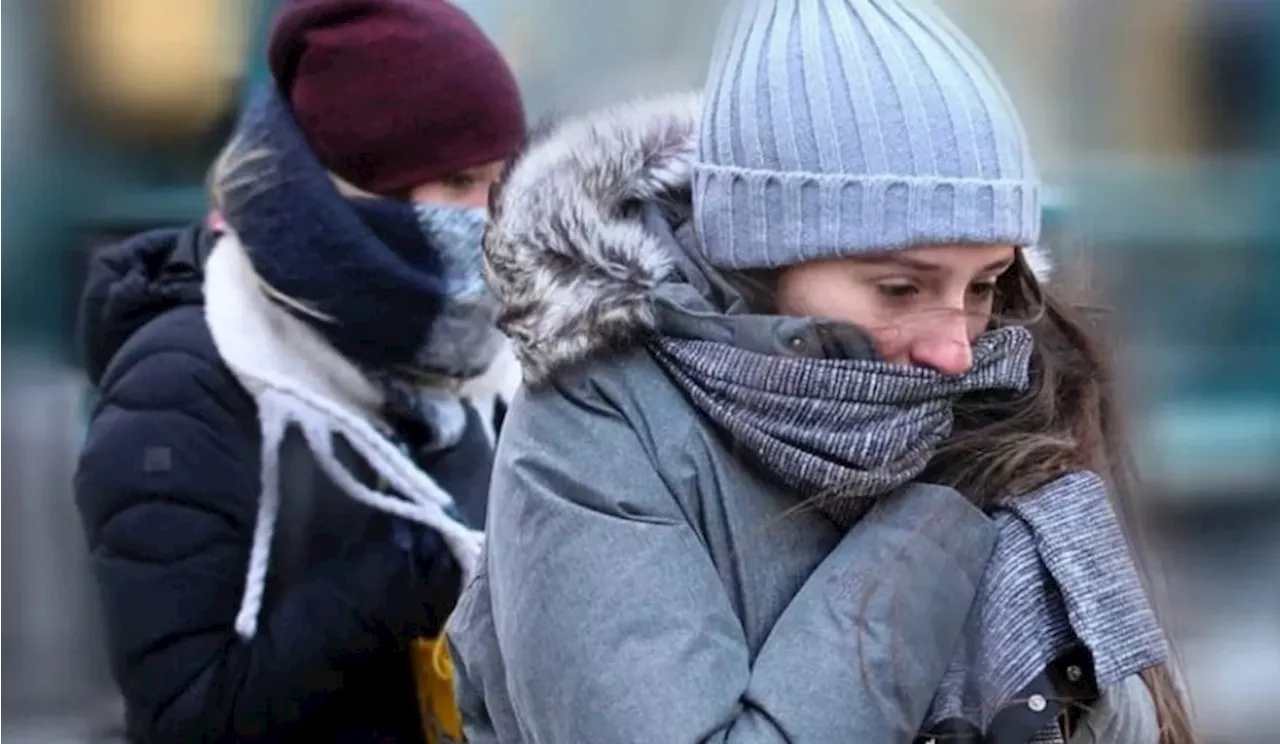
[389,515,465,638]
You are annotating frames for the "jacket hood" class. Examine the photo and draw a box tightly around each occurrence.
[483,93,700,384]
[78,224,215,384]
[484,93,1051,385]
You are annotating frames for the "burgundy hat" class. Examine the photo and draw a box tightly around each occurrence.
[268,0,526,196]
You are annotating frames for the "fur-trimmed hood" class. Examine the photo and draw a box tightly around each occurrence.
[484,93,1050,384]
[484,93,699,384]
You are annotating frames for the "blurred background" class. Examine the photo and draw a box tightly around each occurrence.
[3,0,1278,741]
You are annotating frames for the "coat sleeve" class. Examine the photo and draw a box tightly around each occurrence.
[466,379,998,744]
[74,326,439,743]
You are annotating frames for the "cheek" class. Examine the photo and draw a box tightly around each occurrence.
[966,308,991,340]
[408,183,445,204]
[964,291,1000,340]
[409,183,491,209]
[776,270,885,327]
[452,188,489,209]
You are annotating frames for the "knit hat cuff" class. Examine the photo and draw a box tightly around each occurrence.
[692,163,1042,270]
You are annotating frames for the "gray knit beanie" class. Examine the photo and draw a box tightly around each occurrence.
[693,0,1041,269]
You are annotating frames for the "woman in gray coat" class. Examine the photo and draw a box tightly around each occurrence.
[447,2,1195,743]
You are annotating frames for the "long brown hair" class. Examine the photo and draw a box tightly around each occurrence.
[926,252,1197,744]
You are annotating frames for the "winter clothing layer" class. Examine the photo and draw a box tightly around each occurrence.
[200,230,485,641]
[652,323,1035,525]
[451,95,1162,744]
[694,0,1040,269]
[74,221,504,742]
[214,86,501,377]
[268,0,524,195]
[207,87,499,642]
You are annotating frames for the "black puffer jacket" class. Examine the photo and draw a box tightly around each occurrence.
[74,225,494,743]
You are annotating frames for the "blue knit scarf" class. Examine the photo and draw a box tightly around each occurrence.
[214,88,501,443]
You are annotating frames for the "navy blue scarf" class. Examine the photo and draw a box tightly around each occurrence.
[216,88,500,383]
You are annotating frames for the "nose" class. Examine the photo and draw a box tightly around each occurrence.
[907,314,973,376]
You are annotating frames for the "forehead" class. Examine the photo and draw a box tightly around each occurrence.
[851,244,1016,273]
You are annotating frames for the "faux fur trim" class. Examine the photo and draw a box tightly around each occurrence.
[484,93,1052,385]
[484,93,701,385]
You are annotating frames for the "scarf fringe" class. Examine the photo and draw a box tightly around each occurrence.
[233,385,485,639]
[204,234,483,641]
[234,393,288,638]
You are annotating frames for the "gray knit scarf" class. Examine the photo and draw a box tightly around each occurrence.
[653,325,1035,525]
[650,326,1168,737]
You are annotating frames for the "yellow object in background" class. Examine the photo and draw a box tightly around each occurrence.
[410,636,465,744]
[66,0,247,140]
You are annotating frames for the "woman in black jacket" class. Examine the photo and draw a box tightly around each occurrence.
[73,1,524,741]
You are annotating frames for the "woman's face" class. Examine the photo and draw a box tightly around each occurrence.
[409,158,507,208]
[775,244,1017,376]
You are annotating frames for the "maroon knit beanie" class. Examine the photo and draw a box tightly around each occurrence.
[268,0,525,197]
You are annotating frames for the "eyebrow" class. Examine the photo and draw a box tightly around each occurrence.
[861,254,1015,273]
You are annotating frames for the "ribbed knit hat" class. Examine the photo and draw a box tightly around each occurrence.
[693,0,1041,269]
[269,0,525,197]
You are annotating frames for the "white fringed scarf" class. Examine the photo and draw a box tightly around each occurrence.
[202,233,513,639]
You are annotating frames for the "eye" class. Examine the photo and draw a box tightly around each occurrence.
[444,172,478,191]
[968,280,998,299]
[877,282,919,299]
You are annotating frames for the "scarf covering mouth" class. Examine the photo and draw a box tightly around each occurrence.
[214,86,501,381]
[651,326,1166,738]
[652,324,1036,526]
[204,87,502,643]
